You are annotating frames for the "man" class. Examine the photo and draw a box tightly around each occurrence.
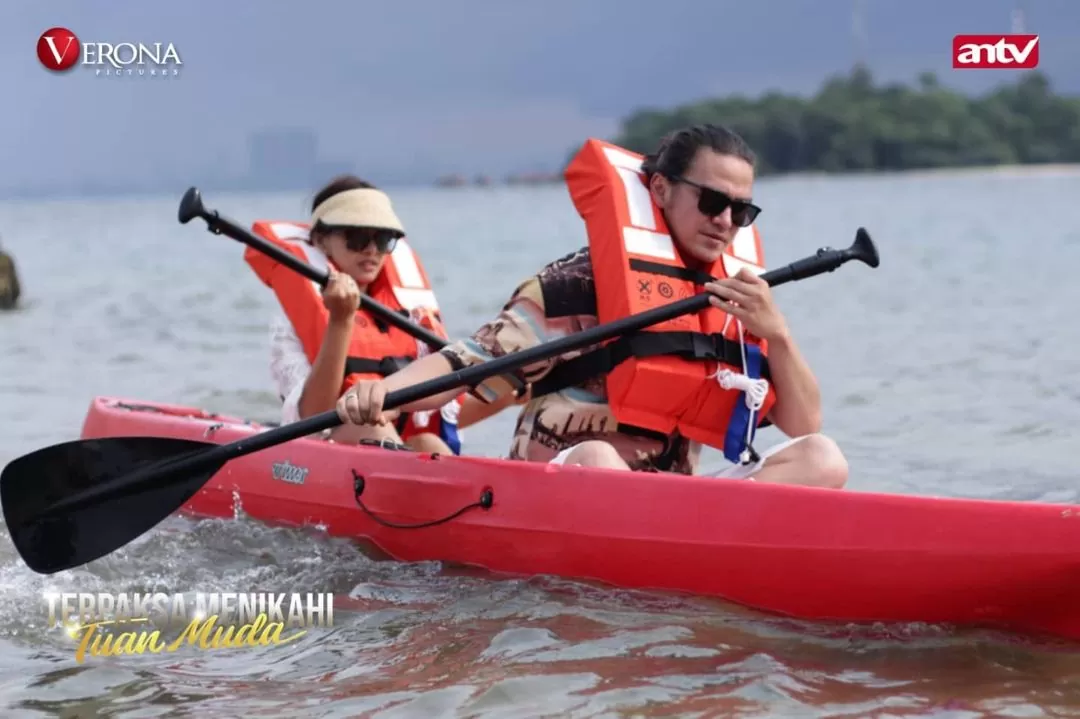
[335,124,848,487]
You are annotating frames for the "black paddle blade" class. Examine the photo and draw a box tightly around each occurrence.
[852,227,880,268]
[1,436,218,574]
[177,187,204,224]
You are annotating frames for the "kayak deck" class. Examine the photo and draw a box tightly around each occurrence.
[79,396,1080,643]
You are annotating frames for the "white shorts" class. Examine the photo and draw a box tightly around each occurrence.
[548,435,813,480]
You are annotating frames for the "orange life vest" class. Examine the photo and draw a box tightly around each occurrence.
[245,220,462,452]
[551,138,777,464]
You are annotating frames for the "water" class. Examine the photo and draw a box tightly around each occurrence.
[2,168,1080,716]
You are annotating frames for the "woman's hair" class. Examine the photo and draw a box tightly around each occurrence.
[309,174,377,243]
[310,174,377,214]
[640,123,756,181]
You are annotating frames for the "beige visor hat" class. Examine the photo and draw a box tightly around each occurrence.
[310,188,405,235]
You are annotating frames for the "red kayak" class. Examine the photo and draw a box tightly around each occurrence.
[80,395,1080,643]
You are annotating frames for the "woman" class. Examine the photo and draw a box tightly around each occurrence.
[329,125,848,487]
[256,174,514,452]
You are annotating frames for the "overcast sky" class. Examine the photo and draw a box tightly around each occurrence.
[3,0,1078,190]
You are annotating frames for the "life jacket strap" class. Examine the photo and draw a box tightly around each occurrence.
[531,331,773,398]
[344,356,413,378]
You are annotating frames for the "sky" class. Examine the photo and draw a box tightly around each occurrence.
[2,0,1078,192]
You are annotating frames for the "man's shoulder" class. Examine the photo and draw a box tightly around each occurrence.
[537,246,593,275]
[534,246,597,319]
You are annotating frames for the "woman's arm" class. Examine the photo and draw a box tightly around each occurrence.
[377,351,463,412]
[456,386,530,429]
[296,316,353,418]
[338,275,557,425]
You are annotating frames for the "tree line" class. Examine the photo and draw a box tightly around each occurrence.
[603,67,1080,175]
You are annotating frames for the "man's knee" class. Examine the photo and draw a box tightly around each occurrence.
[563,440,626,469]
[797,433,848,489]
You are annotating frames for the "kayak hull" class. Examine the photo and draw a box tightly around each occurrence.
[79,396,1080,643]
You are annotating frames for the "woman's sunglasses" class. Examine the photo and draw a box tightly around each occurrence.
[669,175,762,227]
[338,227,401,254]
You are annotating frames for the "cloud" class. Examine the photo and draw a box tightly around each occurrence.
[321,97,622,179]
[2,0,1078,190]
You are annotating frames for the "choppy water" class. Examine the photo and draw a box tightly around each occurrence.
[2,169,1080,717]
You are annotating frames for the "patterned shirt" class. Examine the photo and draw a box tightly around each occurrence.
[439,247,702,474]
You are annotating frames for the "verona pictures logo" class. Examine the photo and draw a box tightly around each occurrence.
[36,27,182,77]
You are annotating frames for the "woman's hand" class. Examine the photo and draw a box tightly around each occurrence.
[336,380,396,426]
[322,269,360,324]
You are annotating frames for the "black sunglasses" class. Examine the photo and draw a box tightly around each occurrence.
[337,227,401,254]
[668,175,761,227]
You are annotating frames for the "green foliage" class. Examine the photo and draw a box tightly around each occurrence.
[588,68,1080,175]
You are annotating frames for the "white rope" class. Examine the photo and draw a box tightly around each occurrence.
[709,318,769,464]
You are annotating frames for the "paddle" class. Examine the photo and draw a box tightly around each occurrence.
[179,187,529,401]
[181,185,531,403]
[177,186,448,351]
[0,229,879,575]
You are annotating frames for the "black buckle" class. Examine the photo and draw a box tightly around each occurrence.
[378,357,411,376]
[690,334,717,360]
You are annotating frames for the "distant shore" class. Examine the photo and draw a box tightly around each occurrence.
[432,161,1080,189]
[756,162,1080,182]
[883,162,1080,178]
[433,171,562,188]
[4,161,1078,204]
[594,68,1080,185]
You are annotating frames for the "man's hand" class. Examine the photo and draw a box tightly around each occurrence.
[704,268,788,341]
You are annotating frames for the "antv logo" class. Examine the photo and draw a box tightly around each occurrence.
[36,26,182,77]
[952,34,1039,69]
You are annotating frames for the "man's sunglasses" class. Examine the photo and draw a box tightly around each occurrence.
[337,227,401,254]
[669,175,762,227]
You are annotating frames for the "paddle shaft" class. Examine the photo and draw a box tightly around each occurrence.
[200,208,448,351]
[39,240,867,517]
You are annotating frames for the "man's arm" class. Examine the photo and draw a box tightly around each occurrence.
[382,275,552,413]
[762,331,822,437]
[701,268,823,438]
[457,389,528,429]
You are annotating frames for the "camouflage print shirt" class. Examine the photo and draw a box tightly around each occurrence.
[439,247,701,474]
